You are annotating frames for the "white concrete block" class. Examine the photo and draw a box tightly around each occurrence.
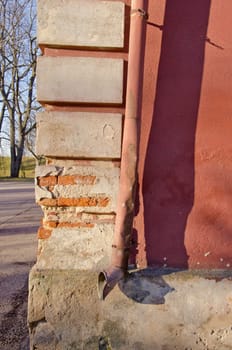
[38,0,125,49]
[36,56,124,104]
[36,111,122,158]
[36,224,114,270]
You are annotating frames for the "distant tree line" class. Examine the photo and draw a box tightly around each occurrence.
[0,0,41,177]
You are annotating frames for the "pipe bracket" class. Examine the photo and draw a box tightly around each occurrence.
[131,8,149,20]
[112,244,131,252]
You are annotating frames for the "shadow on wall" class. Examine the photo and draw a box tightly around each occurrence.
[142,0,211,267]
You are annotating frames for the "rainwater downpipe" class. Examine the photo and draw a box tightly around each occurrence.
[98,0,147,300]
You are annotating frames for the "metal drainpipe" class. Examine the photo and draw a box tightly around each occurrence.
[98,0,147,300]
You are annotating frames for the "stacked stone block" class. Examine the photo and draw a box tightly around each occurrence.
[29,0,127,348]
[36,111,123,158]
[33,0,125,270]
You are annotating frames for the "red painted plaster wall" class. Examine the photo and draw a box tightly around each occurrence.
[135,0,232,269]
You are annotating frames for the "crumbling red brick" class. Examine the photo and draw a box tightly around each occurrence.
[38,176,57,187]
[37,227,52,239]
[38,198,58,207]
[58,175,96,185]
[38,197,110,207]
[57,197,110,207]
[43,221,58,228]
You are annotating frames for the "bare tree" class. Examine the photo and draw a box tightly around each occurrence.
[0,0,40,177]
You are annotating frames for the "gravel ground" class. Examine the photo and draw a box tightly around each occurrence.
[0,276,30,350]
[0,181,41,350]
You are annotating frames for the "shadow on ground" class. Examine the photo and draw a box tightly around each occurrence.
[118,268,180,304]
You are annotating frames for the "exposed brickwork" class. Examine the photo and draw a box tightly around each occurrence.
[42,221,95,229]
[35,165,119,214]
[57,197,110,207]
[37,227,52,239]
[43,221,58,228]
[38,198,57,207]
[57,175,96,185]
[38,219,96,241]
[38,176,58,186]
[42,208,116,225]
[38,197,110,208]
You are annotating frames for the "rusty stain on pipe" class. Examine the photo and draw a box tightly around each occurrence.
[98,0,147,300]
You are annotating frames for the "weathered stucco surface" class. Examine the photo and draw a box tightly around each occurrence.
[135,0,232,269]
[28,268,232,350]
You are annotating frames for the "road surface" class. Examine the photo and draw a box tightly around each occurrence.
[0,180,41,350]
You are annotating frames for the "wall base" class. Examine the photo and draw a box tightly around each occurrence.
[28,267,232,350]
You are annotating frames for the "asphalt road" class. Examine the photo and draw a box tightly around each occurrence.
[0,181,41,350]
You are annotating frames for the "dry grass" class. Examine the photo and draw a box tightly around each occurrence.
[0,157,37,179]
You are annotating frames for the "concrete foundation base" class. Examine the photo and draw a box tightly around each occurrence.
[28,267,232,350]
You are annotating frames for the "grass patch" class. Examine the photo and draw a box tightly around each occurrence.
[0,156,38,178]
[0,177,34,182]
